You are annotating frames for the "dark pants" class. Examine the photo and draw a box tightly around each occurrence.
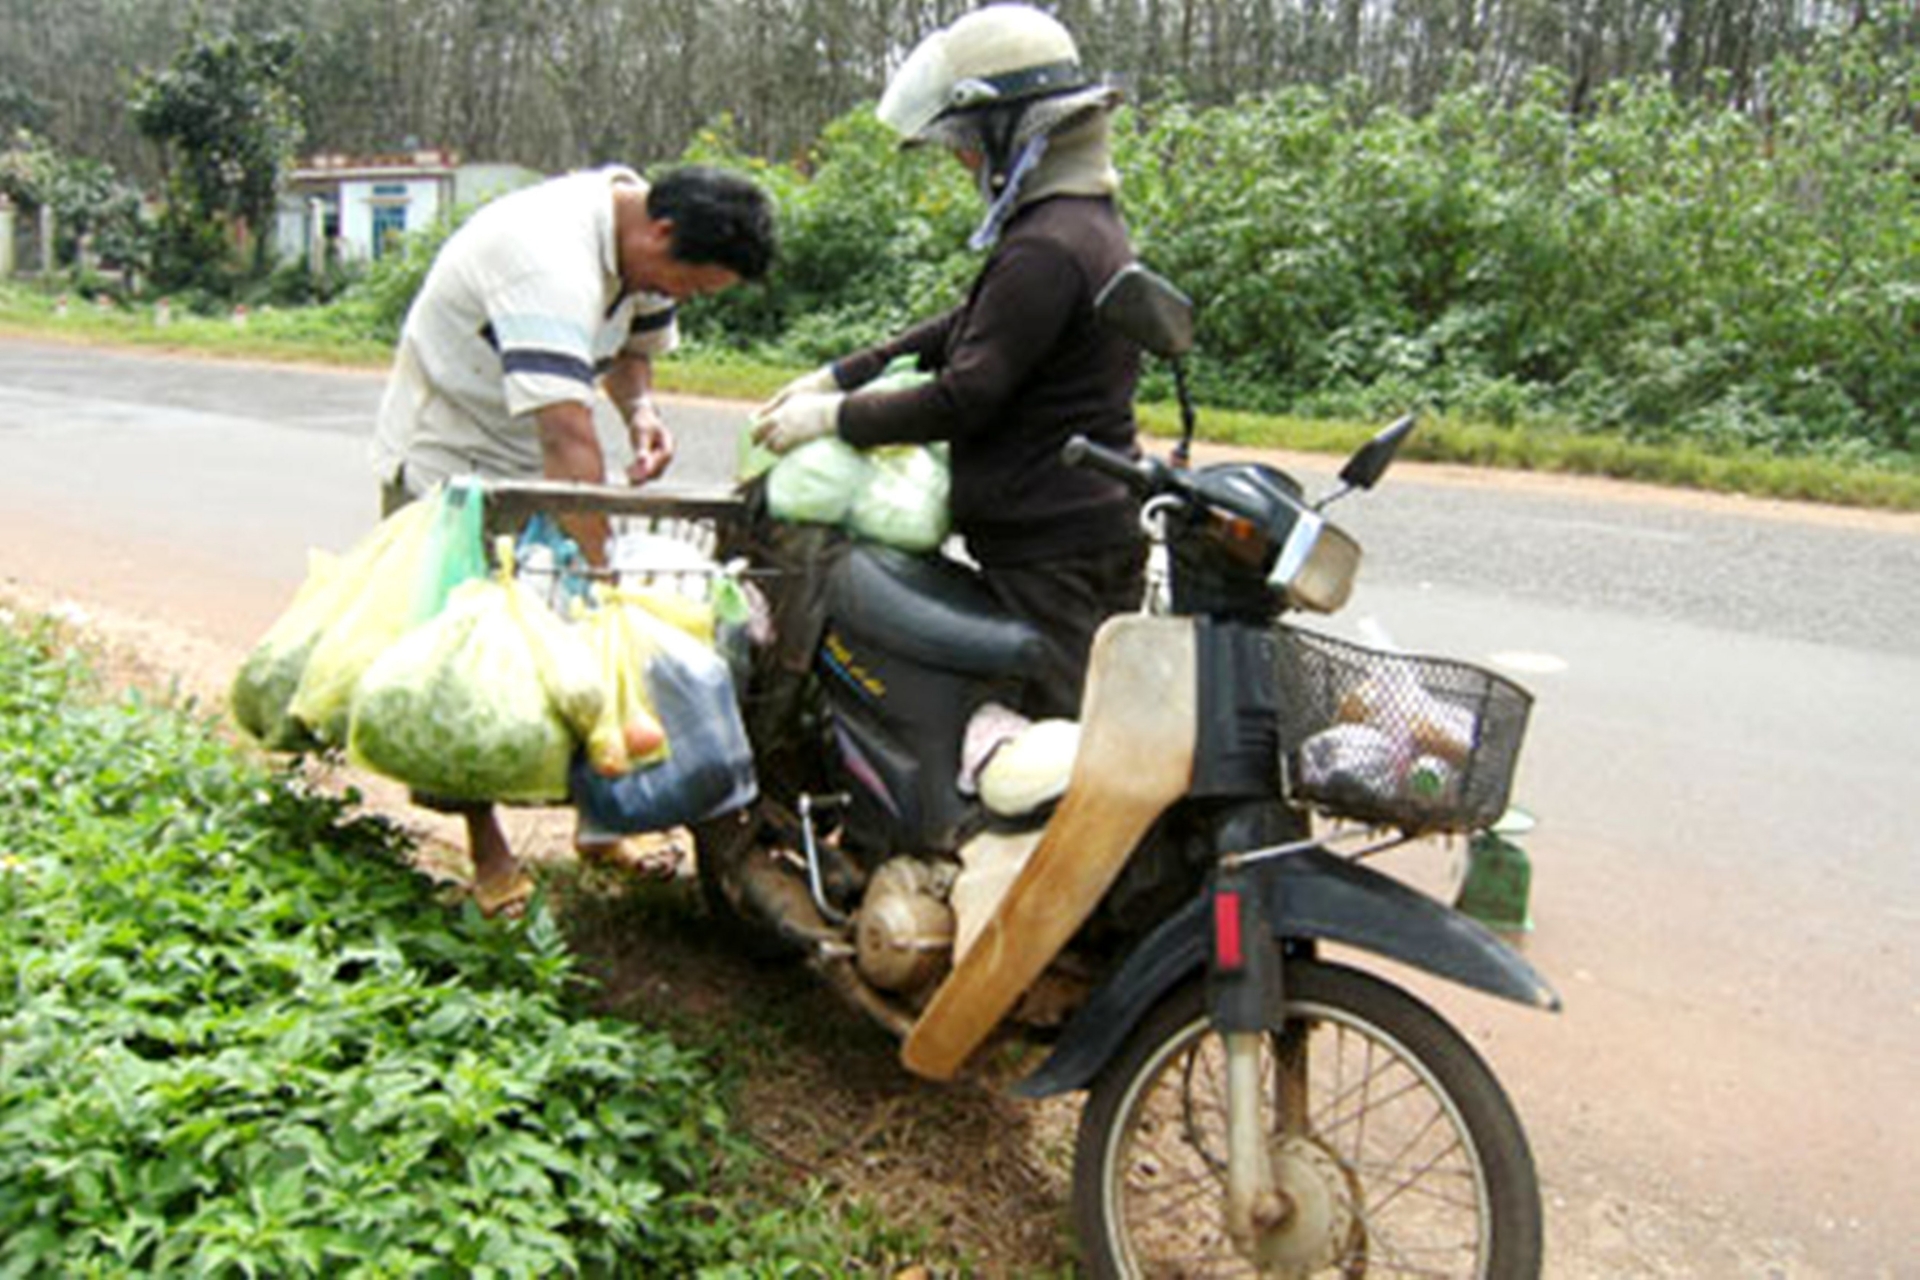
[379,470,412,519]
[981,541,1147,720]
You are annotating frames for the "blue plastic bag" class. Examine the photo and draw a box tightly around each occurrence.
[570,604,757,833]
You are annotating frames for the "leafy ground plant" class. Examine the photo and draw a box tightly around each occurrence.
[0,614,880,1278]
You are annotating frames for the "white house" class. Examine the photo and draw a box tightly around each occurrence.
[275,149,542,267]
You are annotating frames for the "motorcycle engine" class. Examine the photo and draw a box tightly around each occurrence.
[854,858,957,994]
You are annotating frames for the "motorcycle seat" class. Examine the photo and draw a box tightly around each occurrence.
[829,545,1046,678]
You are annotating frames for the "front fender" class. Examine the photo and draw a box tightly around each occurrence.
[1014,847,1560,1099]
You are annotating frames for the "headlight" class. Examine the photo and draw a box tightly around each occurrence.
[1267,511,1361,612]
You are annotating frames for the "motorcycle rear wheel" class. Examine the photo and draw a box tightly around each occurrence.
[687,804,801,961]
[1073,961,1542,1278]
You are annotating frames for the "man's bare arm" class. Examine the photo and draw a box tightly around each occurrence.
[602,352,675,483]
[535,400,612,566]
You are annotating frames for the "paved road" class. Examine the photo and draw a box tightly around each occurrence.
[2,337,1916,1276]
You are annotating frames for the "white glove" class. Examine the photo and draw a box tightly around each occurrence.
[751,391,844,454]
[756,365,840,418]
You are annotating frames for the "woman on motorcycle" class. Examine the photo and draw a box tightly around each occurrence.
[752,3,1146,720]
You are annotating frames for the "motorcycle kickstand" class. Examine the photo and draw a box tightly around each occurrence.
[797,791,854,926]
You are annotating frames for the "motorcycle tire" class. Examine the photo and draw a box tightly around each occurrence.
[1072,961,1542,1279]
[687,804,802,962]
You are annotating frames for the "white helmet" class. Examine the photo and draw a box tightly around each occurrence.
[877,5,1090,142]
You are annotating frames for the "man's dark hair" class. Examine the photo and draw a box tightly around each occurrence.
[647,166,776,282]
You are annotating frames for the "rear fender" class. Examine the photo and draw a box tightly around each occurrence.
[1014,847,1560,1099]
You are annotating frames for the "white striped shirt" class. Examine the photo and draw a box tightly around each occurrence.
[370,166,678,491]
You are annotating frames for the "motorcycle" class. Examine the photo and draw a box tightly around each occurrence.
[632,266,1558,1276]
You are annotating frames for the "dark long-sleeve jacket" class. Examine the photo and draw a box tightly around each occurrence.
[831,195,1141,567]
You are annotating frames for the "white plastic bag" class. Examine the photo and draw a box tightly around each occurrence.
[766,437,873,526]
[848,444,950,552]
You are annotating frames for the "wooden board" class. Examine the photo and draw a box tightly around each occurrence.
[901,615,1198,1080]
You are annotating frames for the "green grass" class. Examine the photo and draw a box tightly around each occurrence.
[5,282,1915,512]
[1140,400,1920,512]
[0,608,932,1278]
[0,285,392,369]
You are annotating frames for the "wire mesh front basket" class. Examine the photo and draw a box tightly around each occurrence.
[1273,626,1533,834]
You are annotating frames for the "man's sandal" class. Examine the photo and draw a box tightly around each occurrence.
[575,830,687,881]
[472,871,536,919]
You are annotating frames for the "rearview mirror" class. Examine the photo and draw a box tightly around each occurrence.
[1095,264,1194,360]
[1338,413,1419,493]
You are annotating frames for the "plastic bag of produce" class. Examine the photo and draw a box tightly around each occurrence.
[229,548,344,751]
[577,593,671,778]
[571,601,755,834]
[849,444,949,552]
[748,356,949,550]
[234,482,484,750]
[285,483,486,746]
[766,437,872,526]
[348,553,605,803]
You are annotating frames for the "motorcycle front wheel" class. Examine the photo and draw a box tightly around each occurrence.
[1073,961,1542,1278]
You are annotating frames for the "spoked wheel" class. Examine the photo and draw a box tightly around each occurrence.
[1073,961,1542,1278]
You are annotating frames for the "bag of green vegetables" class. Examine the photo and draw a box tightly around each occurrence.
[233,482,486,750]
[288,482,487,745]
[347,543,604,804]
[746,359,950,551]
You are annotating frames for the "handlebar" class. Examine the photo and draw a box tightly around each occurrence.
[1063,434,1290,530]
[1061,435,1166,492]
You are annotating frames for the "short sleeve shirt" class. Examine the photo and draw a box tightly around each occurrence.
[369,166,678,492]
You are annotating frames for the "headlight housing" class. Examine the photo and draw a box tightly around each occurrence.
[1267,511,1360,613]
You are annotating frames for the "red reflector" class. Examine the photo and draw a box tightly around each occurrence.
[1213,890,1244,971]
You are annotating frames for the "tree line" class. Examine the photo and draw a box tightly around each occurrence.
[0,0,1898,183]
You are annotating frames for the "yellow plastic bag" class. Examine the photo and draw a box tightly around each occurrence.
[232,488,447,750]
[347,552,605,803]
[620,585,716,646]
[233,483,492,750]
[284,496,441,745]
[229,548,344,750]
[577,593,672,777]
